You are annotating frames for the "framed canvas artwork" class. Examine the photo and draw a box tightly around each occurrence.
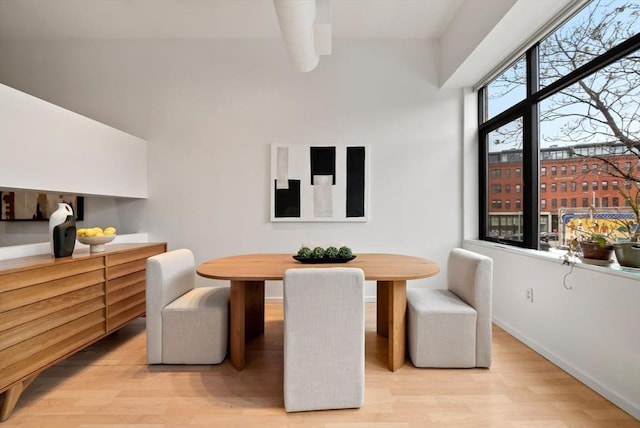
[270,144,369,222]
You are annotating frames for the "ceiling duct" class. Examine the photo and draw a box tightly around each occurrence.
[273,0,332,72]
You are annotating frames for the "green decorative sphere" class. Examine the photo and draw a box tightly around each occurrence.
[297,246,312,258]
[312,246,326,258]
[338,246,352,258]
[325,246,339,258]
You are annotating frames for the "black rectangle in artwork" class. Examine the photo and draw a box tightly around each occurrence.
[346,147,366,217]
[274,180,301,218]
[309,146,336,185]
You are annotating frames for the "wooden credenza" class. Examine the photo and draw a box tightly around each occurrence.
[0,242,166,422]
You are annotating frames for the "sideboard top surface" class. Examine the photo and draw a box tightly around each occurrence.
[0,243,166,274]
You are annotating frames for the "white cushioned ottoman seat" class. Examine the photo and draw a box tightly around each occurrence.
[406,248,493,368]
[407,288,477,368]
[146,248,229,365]
[161,286,229,364]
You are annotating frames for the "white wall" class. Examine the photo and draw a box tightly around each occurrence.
[0,38,463,298]
[464,240,640,419]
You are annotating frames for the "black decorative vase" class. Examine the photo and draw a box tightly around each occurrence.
[53,215,76,258]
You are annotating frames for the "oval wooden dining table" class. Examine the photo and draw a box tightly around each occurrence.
[196,253,440,372]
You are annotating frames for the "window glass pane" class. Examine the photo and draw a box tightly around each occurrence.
[539,53,639,249]
[485,56,526,120]
[540,54,639,151]
[486,118,524,242]
[539,0,640,89]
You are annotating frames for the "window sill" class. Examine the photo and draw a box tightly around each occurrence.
[464,239,640,280]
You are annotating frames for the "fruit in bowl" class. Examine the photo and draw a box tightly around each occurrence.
[77,227,117,252]
[77,226,117,237]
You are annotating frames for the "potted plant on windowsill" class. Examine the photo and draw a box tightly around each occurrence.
[612,185,640,268]
[565,208,616,262]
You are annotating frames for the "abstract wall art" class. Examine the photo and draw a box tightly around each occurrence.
[270,144,369,222]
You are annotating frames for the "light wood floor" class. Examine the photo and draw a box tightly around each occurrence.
[2,303,638,427]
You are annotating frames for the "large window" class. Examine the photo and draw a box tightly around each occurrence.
[480,0,640,249]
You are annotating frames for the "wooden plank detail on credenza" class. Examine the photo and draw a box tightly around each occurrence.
[104,243,165,332]
[0,242,167,422]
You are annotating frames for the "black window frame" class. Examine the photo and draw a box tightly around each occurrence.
[478,26,640,249]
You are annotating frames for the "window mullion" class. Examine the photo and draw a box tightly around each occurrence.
[478,87,489,241]
[523,47,540,249]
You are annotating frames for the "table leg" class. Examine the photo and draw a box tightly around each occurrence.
[229,280,265,370]
[377,280,407,371]
[229,280,246,370]
[245,281,265,338]
[377,281,388,337]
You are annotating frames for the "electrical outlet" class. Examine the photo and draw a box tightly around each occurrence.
[525,288,534,303]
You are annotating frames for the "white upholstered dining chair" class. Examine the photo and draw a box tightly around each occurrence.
[283,267,365,412]
[406,248,493,368]
[145,248,229,364]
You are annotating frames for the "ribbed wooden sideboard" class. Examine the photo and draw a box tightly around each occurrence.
[0,242,166,422]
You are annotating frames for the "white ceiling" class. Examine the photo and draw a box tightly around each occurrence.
[0,0,465,40]
[0,0,577,87]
